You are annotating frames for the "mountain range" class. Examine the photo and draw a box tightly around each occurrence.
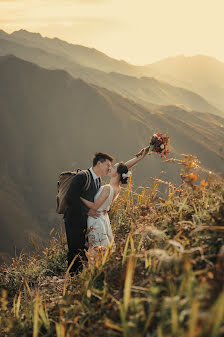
[147,54,224,112]
[0,29,223,117]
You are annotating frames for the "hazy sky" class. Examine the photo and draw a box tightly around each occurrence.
[0,0,224,65]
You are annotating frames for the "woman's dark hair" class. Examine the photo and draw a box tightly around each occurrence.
[93,152,114,167]
[117,162,129,184]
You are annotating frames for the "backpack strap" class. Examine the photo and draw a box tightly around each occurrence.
[83,170,91,191]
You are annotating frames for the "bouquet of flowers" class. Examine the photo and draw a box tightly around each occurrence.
[137,132,170,159]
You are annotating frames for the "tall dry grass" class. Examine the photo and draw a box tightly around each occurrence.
[0,154,224,336]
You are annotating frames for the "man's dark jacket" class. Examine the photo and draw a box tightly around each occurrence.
[63,169,98,273]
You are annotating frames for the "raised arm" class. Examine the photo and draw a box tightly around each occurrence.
[80,186,110,211]
[125,147,148,169]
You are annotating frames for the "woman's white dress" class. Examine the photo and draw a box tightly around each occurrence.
[87,184,117,251]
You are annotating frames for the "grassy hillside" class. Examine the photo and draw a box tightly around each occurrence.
[0,155,224,336]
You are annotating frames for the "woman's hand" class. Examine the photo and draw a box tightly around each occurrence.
[88,209,100,218]
[136,147,149,159]
[125,147,149,169]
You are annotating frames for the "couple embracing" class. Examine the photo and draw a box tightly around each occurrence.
[63,148,148,275]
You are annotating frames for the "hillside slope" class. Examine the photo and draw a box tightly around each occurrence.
[0,55,223,258]
[147,54,224,111]
[0,169,224,336]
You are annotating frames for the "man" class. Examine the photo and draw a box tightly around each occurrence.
[63,152,114,275]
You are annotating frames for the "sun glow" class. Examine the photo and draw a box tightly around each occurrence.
[1,0,224,65]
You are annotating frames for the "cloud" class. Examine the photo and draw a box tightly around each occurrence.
[0,14,123,41]
[0,0,108,3]
[39,0,109,3]
[0,15,118,25]
[76,0,108,3]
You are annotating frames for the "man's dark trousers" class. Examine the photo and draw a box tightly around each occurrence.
[63,170,98,274]
[63,209,87,274]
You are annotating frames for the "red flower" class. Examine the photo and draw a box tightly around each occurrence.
[149,132,170,159]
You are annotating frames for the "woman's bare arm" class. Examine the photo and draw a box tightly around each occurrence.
[80,186,110,211]
[125,148,148,169]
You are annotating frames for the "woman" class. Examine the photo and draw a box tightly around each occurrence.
[80,148,148,254]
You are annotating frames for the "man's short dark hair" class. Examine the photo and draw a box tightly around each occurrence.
[93,152,114,167]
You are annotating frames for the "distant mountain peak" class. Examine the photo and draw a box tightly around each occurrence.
[150,54,223,66]
[0,54,20,63]
[0,54,46,71]
[175,54,221,63]
[0,29,8,36]
[11,29,42,40]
